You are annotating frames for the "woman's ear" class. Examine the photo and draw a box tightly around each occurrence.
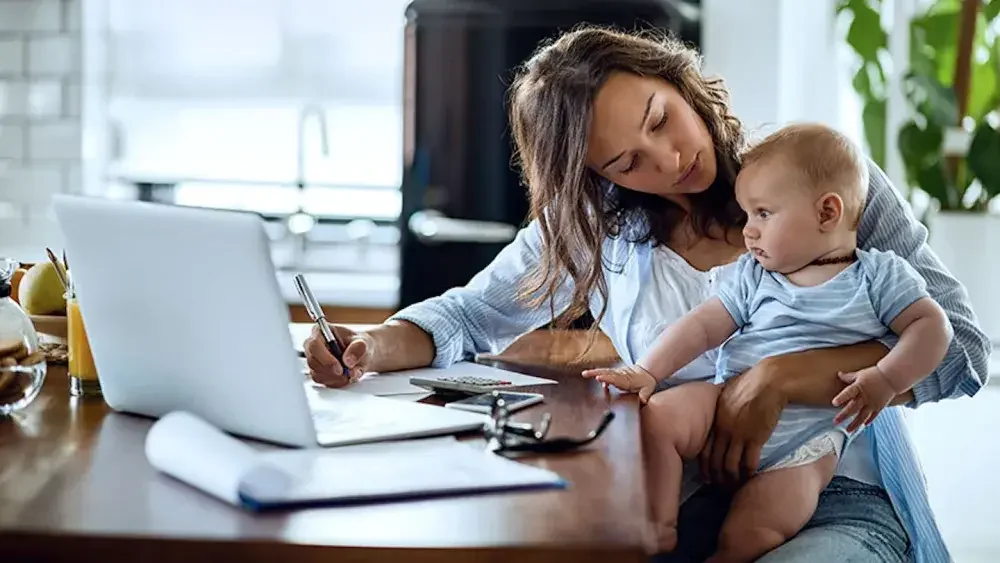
[816,192,844,231]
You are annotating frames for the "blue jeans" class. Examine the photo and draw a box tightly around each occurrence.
[651,477,911,562]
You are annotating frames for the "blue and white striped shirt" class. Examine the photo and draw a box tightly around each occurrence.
[390,160,989,562]
[713,249,931,469]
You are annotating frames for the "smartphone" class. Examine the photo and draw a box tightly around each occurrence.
[444,391,544,414]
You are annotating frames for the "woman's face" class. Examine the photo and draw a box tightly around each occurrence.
[587,72,717,198]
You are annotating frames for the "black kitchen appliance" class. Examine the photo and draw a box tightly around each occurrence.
[399,0,701,311]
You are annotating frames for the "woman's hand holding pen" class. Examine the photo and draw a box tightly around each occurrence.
[305,325,373,388]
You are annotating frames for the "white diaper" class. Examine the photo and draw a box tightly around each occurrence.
[763,431,845,472]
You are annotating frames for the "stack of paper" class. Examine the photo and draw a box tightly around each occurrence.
[146,411,566,511]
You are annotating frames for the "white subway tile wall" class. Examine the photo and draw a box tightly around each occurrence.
[64,0,81,32]
[27,79,61,116]
[0,0,61,33]
[61,160,79,193]
[0,0,83,255]
[0,162,62,204]
[27,35,77,75]
[0,39,23,74]
[0,123,24,158]
[28,120,79,159]
[0,80,29,115]
[62,78,77,116]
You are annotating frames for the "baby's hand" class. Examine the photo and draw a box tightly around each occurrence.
[831,366,896,432]
[581,365,658,404]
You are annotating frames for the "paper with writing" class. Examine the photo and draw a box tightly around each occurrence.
[299,358,557,396]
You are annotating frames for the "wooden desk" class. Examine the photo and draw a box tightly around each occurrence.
[0,328,645,562]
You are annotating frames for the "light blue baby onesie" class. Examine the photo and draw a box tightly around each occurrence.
[713,248,929,470]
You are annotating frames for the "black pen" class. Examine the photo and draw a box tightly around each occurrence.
[293,273,350,374]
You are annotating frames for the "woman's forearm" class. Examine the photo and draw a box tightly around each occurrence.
[765,341,914,407]
[364,320,436,373]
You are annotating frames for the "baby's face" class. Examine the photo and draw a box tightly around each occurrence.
[735,161,825,273]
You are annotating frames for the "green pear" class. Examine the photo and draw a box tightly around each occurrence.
[19,262,66,315]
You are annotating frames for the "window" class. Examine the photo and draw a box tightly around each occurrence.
[105,0,411,221]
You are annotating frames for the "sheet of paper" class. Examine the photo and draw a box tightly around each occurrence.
[146,412,564,510]
[300,361,430,398]
[343,373,430,396]
[145,411,260,506]
[290,324,311,354]
[299,359,556,398]
[247,436,565,505]
[291,325,557,387]
[381,392,434,402]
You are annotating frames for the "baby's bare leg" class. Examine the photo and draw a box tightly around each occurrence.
[706,454,838,563]
[641,381,721,553]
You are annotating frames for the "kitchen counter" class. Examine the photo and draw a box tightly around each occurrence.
[1,242,400,310]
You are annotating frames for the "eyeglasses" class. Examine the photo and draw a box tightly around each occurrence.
[482,390,615,454]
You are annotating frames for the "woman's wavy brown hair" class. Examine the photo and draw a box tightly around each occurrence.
[509,24,747,331]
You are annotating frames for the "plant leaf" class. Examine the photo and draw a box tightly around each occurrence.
[986,0,1000,22]
[964,11,997,121]
[863,99,886,169]
[909,20,938,81]
[996,35,1000,86]
[936,45,958,88]
[846,1,887,62]
[898,121,923,187]
[917,159,958,210]
[909,73,960,125]
[968,50,998,121]
[911,10,960,87]
[852,65,873,98]
[929,0,963,15]
[841,0,883,18]
[968,121,1000,200]
[909,46,937,82]
[913,10,959,54]
[898,119,944,172]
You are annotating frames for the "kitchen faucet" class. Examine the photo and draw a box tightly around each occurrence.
[296,104,330,192]
[286,103,330,268]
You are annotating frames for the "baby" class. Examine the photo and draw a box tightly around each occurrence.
[583,123,953,562]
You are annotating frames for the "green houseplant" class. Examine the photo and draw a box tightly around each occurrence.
[839,0,1000,339]
[838,0,1000,211]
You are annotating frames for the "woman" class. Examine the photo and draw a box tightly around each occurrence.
[305,26,989,562]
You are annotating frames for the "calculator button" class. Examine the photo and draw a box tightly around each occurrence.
[438,377,511,386]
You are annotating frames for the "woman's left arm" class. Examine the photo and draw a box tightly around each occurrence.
[855,160,990,405]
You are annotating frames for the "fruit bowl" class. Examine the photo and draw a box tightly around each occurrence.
[0,362,46,416]
[29,314,67,339]
[12,260,67,316]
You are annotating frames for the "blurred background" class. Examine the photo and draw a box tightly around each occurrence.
[0,1,998,559]
[0,0,865,318]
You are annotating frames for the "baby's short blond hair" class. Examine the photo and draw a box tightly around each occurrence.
[741,123,869,229]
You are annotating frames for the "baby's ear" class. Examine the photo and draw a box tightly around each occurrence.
[816,192,844,231]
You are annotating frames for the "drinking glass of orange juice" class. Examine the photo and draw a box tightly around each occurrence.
[65,287,100,397]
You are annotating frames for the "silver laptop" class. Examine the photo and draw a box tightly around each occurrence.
[52,195,486,448]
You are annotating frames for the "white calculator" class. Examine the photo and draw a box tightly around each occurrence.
[408,375,518,396]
